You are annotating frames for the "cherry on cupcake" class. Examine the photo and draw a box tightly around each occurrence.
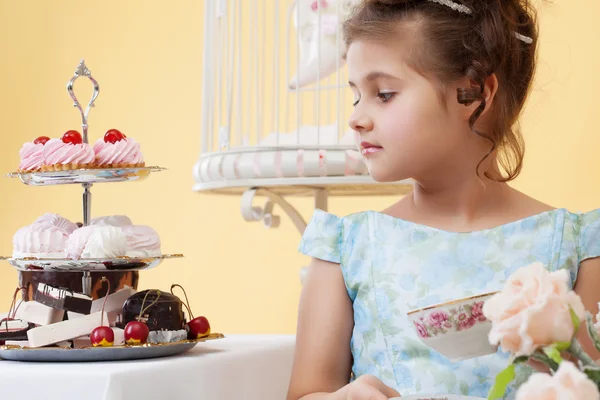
[171,284,211,340]
[91,277,115,347]
[62,130,83,145]
[104,129,126,144]
[33,136,50,145]
[124,289,161,345]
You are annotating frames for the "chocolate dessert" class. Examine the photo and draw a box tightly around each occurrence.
[34,283,93,314]
[121,290,185,331]
[19,271,139,301]
[0,319,35,344]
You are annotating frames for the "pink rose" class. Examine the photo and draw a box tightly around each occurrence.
[471,301,484,319]
[457,314,476,331]
[483,262,586,356]
[428,311,449,328]
[414,321,429,339]
[516,361,600,400]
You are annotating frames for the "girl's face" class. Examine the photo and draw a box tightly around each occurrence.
[347,39,478,183]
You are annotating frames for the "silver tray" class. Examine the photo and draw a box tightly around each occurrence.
[6,166,166,186]
[0,254,183,272]
[0,333,224,362]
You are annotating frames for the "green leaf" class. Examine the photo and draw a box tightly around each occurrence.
[554,341,571,352]
[543,345,563,364]
[512,355,529,364]
[584,366,600,385]
[571,307,581,333]
[487,364,515,400]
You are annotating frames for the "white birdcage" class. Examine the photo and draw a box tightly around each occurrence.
[193,0,411,239]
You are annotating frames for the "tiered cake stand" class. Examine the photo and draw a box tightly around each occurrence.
[0,60,222,362]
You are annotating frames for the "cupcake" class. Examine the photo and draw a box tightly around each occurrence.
[18,136,50,172]
[93,129,145,169]
[42,130,96,171]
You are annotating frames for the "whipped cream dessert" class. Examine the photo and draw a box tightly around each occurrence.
[13,225,71,258]
[93,129,144,168]
[90,215,133,227]
[18,136,49,172]
[65,225,128,259]
[122,225,162,257]
[13,213,161,260]
[42,135,95,171]
[34,213,79,235]
[12,213,77,258]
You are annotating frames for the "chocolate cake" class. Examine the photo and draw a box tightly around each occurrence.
[121,290,185,331]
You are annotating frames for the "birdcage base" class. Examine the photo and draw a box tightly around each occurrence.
[193,175,412,197]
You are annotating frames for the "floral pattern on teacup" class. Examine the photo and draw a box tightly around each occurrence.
[414,301,488,338]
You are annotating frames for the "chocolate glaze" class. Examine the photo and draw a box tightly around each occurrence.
[121,290,186,331]
[33,284,92,314]
[19,271,139,301]
[0,322,35,344]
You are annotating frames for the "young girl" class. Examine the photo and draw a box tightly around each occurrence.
[286,0,600,399]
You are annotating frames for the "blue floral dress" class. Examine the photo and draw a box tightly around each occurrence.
[298,208,600,398]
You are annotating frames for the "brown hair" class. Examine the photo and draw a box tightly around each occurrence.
[343,0,540,181]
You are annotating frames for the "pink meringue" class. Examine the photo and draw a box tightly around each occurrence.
[42,139,96,171]
[13,224,70,258]
[122,225,161,257]
[66,226,128,259]
[18,142,46,172]
[93,138,144,168]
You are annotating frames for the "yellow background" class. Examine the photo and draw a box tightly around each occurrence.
[0,1,598,334]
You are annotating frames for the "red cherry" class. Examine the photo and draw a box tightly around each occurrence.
[187,316,211,339]
[104,129,125,144]
[33,136,50,145]
[124,321,149,345]
[61,130,83,145]
[91,326,114,347]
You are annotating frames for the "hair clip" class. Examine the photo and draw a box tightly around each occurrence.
[426,0,534,45]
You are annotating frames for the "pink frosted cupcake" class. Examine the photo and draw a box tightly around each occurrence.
[93,129,145,169]
[42,130,96,171]
[18,136,50,172]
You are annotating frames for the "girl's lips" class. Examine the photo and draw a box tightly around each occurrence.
[360,141,383,156]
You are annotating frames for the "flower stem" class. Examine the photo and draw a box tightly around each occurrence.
[569,338,596,367]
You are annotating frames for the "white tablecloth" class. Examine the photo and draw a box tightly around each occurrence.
[0,334,296,400]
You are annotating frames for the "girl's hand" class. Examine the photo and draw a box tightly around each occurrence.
[336,375,401,400]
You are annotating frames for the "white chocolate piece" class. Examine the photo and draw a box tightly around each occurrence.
[90,287,135,314]
[4,340,29,347]
[15,301,64,326]
[26,311,107,348]
[112,327,125,345]
[68,310,119,326]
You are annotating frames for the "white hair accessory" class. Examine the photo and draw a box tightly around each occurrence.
[426,0,534,44]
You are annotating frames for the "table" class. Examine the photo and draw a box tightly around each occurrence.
[0,334,296,400]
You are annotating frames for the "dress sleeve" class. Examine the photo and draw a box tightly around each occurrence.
[298,209,344,264]
[578,209,600,262]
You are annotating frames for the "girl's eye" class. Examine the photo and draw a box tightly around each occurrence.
[377,92,395,102]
